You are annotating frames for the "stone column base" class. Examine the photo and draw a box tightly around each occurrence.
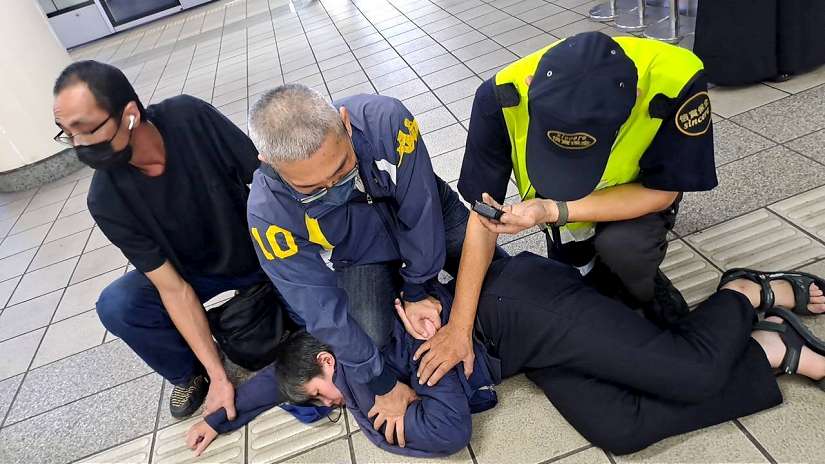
[0,148,85,192]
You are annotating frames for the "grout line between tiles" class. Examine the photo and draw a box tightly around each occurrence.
[467,442,479,464]
[733,419,778,464]
[538,444,594,464]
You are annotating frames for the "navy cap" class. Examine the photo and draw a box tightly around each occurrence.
[526,32,638,201]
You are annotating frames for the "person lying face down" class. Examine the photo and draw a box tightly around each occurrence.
[187,252,825,457]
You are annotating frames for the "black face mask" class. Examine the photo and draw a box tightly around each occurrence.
[75,118,133,170]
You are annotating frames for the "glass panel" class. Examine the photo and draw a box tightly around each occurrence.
[54,0,90,8]
[99,0,180,26]
[38,0,57,14]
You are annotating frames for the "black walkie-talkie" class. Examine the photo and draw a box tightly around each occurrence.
[472,200,504,221]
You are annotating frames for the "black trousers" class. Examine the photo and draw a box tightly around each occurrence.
[546,197,683,325]
[475,253,782,455]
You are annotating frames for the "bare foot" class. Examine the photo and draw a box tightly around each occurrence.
[770,280,825,314]
[751,316,825,380]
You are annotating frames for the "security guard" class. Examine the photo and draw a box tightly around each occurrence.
[414,31,718,387]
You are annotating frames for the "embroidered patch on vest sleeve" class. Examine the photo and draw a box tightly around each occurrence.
[674,91,711,136]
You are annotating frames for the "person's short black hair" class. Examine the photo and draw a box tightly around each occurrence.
[53,60,146,120]
[273,330,332,404]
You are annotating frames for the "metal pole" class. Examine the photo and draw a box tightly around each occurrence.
[615,0,647,31]
[589,0,617,22]
[644,0,685,43]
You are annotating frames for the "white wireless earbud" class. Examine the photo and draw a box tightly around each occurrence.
[128,115,135,130]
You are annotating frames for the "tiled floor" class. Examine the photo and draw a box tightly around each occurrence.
[1,0,825,463]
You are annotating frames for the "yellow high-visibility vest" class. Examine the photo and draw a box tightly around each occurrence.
[495,36,704,242]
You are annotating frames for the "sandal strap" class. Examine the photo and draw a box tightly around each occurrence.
[753,318,803,375]
[719,269,774,311]
[767,272,815,316]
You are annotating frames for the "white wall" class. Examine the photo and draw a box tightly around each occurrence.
[0,0,72,172]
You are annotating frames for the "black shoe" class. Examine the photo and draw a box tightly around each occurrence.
[170,374,209,418]
[645,270,690,327]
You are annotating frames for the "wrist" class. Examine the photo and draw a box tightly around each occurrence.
[542,199,559,224]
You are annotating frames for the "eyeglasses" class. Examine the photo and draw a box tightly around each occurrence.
[326,406,343,423]
[296,164,359,205]
[53,115,112,147]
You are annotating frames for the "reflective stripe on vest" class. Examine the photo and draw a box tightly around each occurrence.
[495,36,704,242]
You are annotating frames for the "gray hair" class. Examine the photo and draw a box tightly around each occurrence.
[248,84,345,165]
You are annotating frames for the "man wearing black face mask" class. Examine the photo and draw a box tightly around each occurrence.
[245,84,503,446]
[52,61,269,420]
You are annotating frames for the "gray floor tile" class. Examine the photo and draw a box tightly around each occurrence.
[614,422,767,463]
[8,202,61,236]
[471,375,587,464]
[0,249,36,283]
[44,209,96,243]
[0,224,51,260]
[514,3,565,22]
[373,67,418,91]
[403,92,443,115]
[0,217,14,239]
[729,84,825,143]
[0,328,43,380]
[442,30,488,52]
[0,191,35,209]
[685,209,825,271]
[6,339,151,425]
[245,406,346,463]
[551,18,607,38]
[85,226,113,253]
[331,81,376,100]
[424,123,468,157]
[0,374,23,422]
[446,94,475,121]
[431,148,464,183]
[323,61,363,83]
[380,78,430,101]
[661,240,721,307]
[412,53,461,77]
[282,437,352,463]
[674,146,825,236]
[71,244,129,285]
[417,106,459,136]
[351,430,471,463]
[84,433,153,464]
[8,257,77,307]
[58,193,89,219]
[554,447,609,464]
[533,10,586,32]
[452,38,501,62]
[433,76,483,104]
[764,63,825,94]
[712,119,776,166]
[786,128,825,165]
[0,374,161,464]
[54,267,124,322]
[708,83,788,119]
[463,47,518,74]
[0,199,29,223]
[0,291,61,342]
[502,230,547,256]
[327,70,369,93]
[364,57,409,80]
[154,414,245,464]
[29,229,90,272]
[26,182,76,211]
[422,63,474,89]
[31,309,106,368]
[493,24,545,47]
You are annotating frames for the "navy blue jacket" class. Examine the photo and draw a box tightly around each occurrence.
[205,283,500,457]
[246,94,445,395]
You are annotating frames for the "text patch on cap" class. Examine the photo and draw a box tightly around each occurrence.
[547,130,597,150]
[675,91,711,136]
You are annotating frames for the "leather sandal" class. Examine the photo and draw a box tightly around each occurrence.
[754,307,825,391]
[718,268,825,315]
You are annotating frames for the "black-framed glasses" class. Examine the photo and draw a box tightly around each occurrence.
[296,164,359,205]
[326,406,343,423]
[53,115,112,146]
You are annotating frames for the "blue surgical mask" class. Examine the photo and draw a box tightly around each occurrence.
[317,173,358,207]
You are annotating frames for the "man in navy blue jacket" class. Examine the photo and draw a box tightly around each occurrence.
[243,84,502,444]
[187,252,825,457]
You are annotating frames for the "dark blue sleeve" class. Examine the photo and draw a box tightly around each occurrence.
[204,366,281,434]
[247,211,396,395]
[458,79,513,204]
[639,73,718,192]
[355,296,472,457]
[377,99,446,302]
